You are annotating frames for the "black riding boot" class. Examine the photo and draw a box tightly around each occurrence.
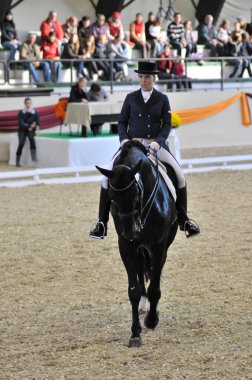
[31,148,37,162]
[16,154,21,167]
[89,187,110,239]
[176,186,200,238]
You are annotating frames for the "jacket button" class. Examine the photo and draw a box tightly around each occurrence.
[147,125,150,128]
[147,135,150,137]
[139,113,141,117]
[148,115,150,118]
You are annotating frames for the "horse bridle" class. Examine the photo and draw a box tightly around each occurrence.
[109,151,160,230]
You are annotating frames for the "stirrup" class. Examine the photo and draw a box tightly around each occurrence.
[89,220,106,240]
[184,219,200,238]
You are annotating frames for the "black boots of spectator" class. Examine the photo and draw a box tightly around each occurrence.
[89,187,110,239]
[176,186,200,238]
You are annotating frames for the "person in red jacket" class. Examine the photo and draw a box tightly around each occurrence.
[42,32,62,82]
[157,44,175,90]
[130,13,151,58]
[40,10,64,46]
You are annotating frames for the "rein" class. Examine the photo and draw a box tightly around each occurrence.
[109,149,160,230]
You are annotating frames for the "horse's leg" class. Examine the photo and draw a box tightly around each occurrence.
[119,240,142,348]
[145,245,167,329]
[137,249,149,315]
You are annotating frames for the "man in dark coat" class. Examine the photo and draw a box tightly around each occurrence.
[16,98,40,167]
[90,61,200,239]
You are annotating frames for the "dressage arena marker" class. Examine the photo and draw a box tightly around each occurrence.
[1,155,252,188]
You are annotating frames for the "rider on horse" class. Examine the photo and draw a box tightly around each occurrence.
[90,61,200,239]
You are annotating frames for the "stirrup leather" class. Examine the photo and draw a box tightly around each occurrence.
[89,220,106,240]
[183,219,200,238]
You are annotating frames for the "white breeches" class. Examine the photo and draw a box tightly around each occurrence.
[102,140,186,190]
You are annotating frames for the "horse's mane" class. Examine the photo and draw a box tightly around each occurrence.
[118,140,148,163]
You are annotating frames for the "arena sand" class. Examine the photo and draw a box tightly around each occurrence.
[0,169,251,380]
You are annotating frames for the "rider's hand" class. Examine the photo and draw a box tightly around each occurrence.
[121,139,129,147]
[149,141,160,152]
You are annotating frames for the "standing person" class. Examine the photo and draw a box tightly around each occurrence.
[130,13,151,59]
[89,61,200,239]
[16,98,39,167]
[42,32,62,82]
[167,12,187,56]
[40,10,64,46]
[20,33,51,83]
[1,10,21,61]
[197,14,224,57]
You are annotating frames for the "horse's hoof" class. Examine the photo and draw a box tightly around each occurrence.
[144,313,159,329]
[128,337,142,348]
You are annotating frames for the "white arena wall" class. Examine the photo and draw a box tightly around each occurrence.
[1,90,252,162]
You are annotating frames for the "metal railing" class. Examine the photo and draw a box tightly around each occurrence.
[0,56,251,93]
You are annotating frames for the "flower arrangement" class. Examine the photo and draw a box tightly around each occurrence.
[171,112,182,128]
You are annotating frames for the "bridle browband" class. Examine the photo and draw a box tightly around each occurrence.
[109,150,160,230]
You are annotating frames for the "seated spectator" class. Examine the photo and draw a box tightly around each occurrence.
[218,19,230,55]
[91,14,108,42]
[167,12,187,56]
[1,10,21,61]
[107,11,124,40]
[173,59,192,90]
[20,33,51,83]
[87,83,108,101]
[62,16,78,43]
[106,36,129,79]
[16,97,39,167]
[197,14,224,57]
[184,20,198,56]
[130,13,151,59]
[148,17,164,57]
[226,31,242,78]
[62,34,84,78]
[78,16,92,44]
[40,11,64,46]
[238,32,252,78]
[237,18,249,35]
[157,44,175,90]
[42,31,62,82]
[69,77,88,137]
[145,12,156,56]
[79,35,99,80]
[93,34,111,80]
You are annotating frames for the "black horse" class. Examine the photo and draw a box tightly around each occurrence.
[96,141,178,347]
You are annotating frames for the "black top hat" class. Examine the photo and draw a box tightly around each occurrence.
[134,61,159,74]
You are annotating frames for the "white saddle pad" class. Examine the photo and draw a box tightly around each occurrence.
[148,155,177,202]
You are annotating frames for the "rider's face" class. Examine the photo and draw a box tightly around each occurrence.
[138,74,154,91]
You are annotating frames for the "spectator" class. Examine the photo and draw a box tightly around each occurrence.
[148,17,164,57]
[93,34,111,80]
[106,36,129,79]
[78,16,92,44]
[145,12,156,56]
[226,31,242,78]
[62,16,78,43]
[79,35,99,80]
[87,83,108,101]
[157,44,174,90]
[42,31,62,82]
[40,11,64,46]
[69,77,88,137]
[1,10,21,61]
[237,18,249,35]
[16,97,39,167]
[173,59,192,90]
[107,11,124,40]
[238,32,252,78]
[218,19,230,55]
[91,14,108,42]
[130,13,151,59]
[62,34,84,78]
[184,20,198,56]
[20,33,51,83]
[167,12,187,56]
[197,14,224,57]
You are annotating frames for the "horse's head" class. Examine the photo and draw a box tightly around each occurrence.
[96,160,143,241]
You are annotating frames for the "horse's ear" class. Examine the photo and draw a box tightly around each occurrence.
[131,159,143,176]
[96,166,115,178]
